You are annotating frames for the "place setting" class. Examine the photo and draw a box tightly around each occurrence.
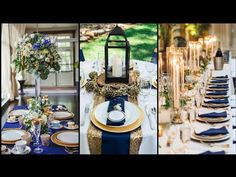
[1,95,79,155]
[158,25,236,154]
[80,23,157,154]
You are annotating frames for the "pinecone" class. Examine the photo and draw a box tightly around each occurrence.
[89,71,98,80]
[85,81,95,92]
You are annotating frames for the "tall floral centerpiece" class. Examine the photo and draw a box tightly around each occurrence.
[13,33,61,97]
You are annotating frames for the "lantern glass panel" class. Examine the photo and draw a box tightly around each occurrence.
[107,48,126,78]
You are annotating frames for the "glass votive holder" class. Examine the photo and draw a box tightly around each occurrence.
[40,134,50,146]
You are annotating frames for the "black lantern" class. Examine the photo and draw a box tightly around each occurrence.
[105,25,130,83]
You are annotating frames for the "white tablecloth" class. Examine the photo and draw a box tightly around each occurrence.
[159,59,236,154]
[80,60,157,154]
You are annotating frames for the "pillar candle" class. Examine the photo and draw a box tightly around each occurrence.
[112,57,122,77]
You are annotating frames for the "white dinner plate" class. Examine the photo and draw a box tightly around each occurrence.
[93,101,141,127]
[56,131,78,144]
[1,129,26,142]
[53,111,74,120]
[8,109,29,117]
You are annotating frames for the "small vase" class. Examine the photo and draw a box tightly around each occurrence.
[35,77,41,98]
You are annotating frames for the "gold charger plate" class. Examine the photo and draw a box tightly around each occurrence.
[1,128,27,145]
[53,111,74,120]
[51,130,79,148]
[90,105,144,133]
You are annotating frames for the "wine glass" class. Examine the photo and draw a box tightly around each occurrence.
[32,118,43,153]
[139,76,151,105]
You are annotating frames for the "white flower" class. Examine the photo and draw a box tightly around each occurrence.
[45,57,50,62]
[19,38,23,43]
[30,34,35,39]
[40,55,44,59]
[41,39,45,44]
[30,51,34,55]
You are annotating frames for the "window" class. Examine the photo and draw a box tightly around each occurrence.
[46,33,75,72]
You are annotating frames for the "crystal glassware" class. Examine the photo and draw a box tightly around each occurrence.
[32,118,43,153]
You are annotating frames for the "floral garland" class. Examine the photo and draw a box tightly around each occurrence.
[13,33,61,80]
[84,71,140,98]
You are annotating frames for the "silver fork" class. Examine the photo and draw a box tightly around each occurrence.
[145,105,155,130]
[81,104,90,126]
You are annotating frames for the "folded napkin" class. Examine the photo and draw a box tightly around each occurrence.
[13,105,28,110]
[51,104,67,112]
[201,150,226,154]
[209,85,228,89]
[206,91,227,95]
[196,126,229,137]
[198,111,227,118]
[212,75,228,79]
[210,79,228,83]
[204,98,229,104]
[107,96,126,126]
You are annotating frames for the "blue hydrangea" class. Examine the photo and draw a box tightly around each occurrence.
[33,43,40,50]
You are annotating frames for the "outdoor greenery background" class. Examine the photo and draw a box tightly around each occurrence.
[80,23,157,61]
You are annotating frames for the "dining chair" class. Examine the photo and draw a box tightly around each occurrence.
[80,48,85,62]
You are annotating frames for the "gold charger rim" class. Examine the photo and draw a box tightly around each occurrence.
[90,105,144,133]
[51,130,79,147]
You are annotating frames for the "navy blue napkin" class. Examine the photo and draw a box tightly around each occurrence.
[196,127,228,136]
[106,97,126,126]
[209,85,228,89]
[198,111,227,118]
[13,105,28,110]
[204,98,229,104]
[212,75,228,79]
[102,95,130,154]
[200,150,226,154]
[206,91,227,95]
[210,80,228,83]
